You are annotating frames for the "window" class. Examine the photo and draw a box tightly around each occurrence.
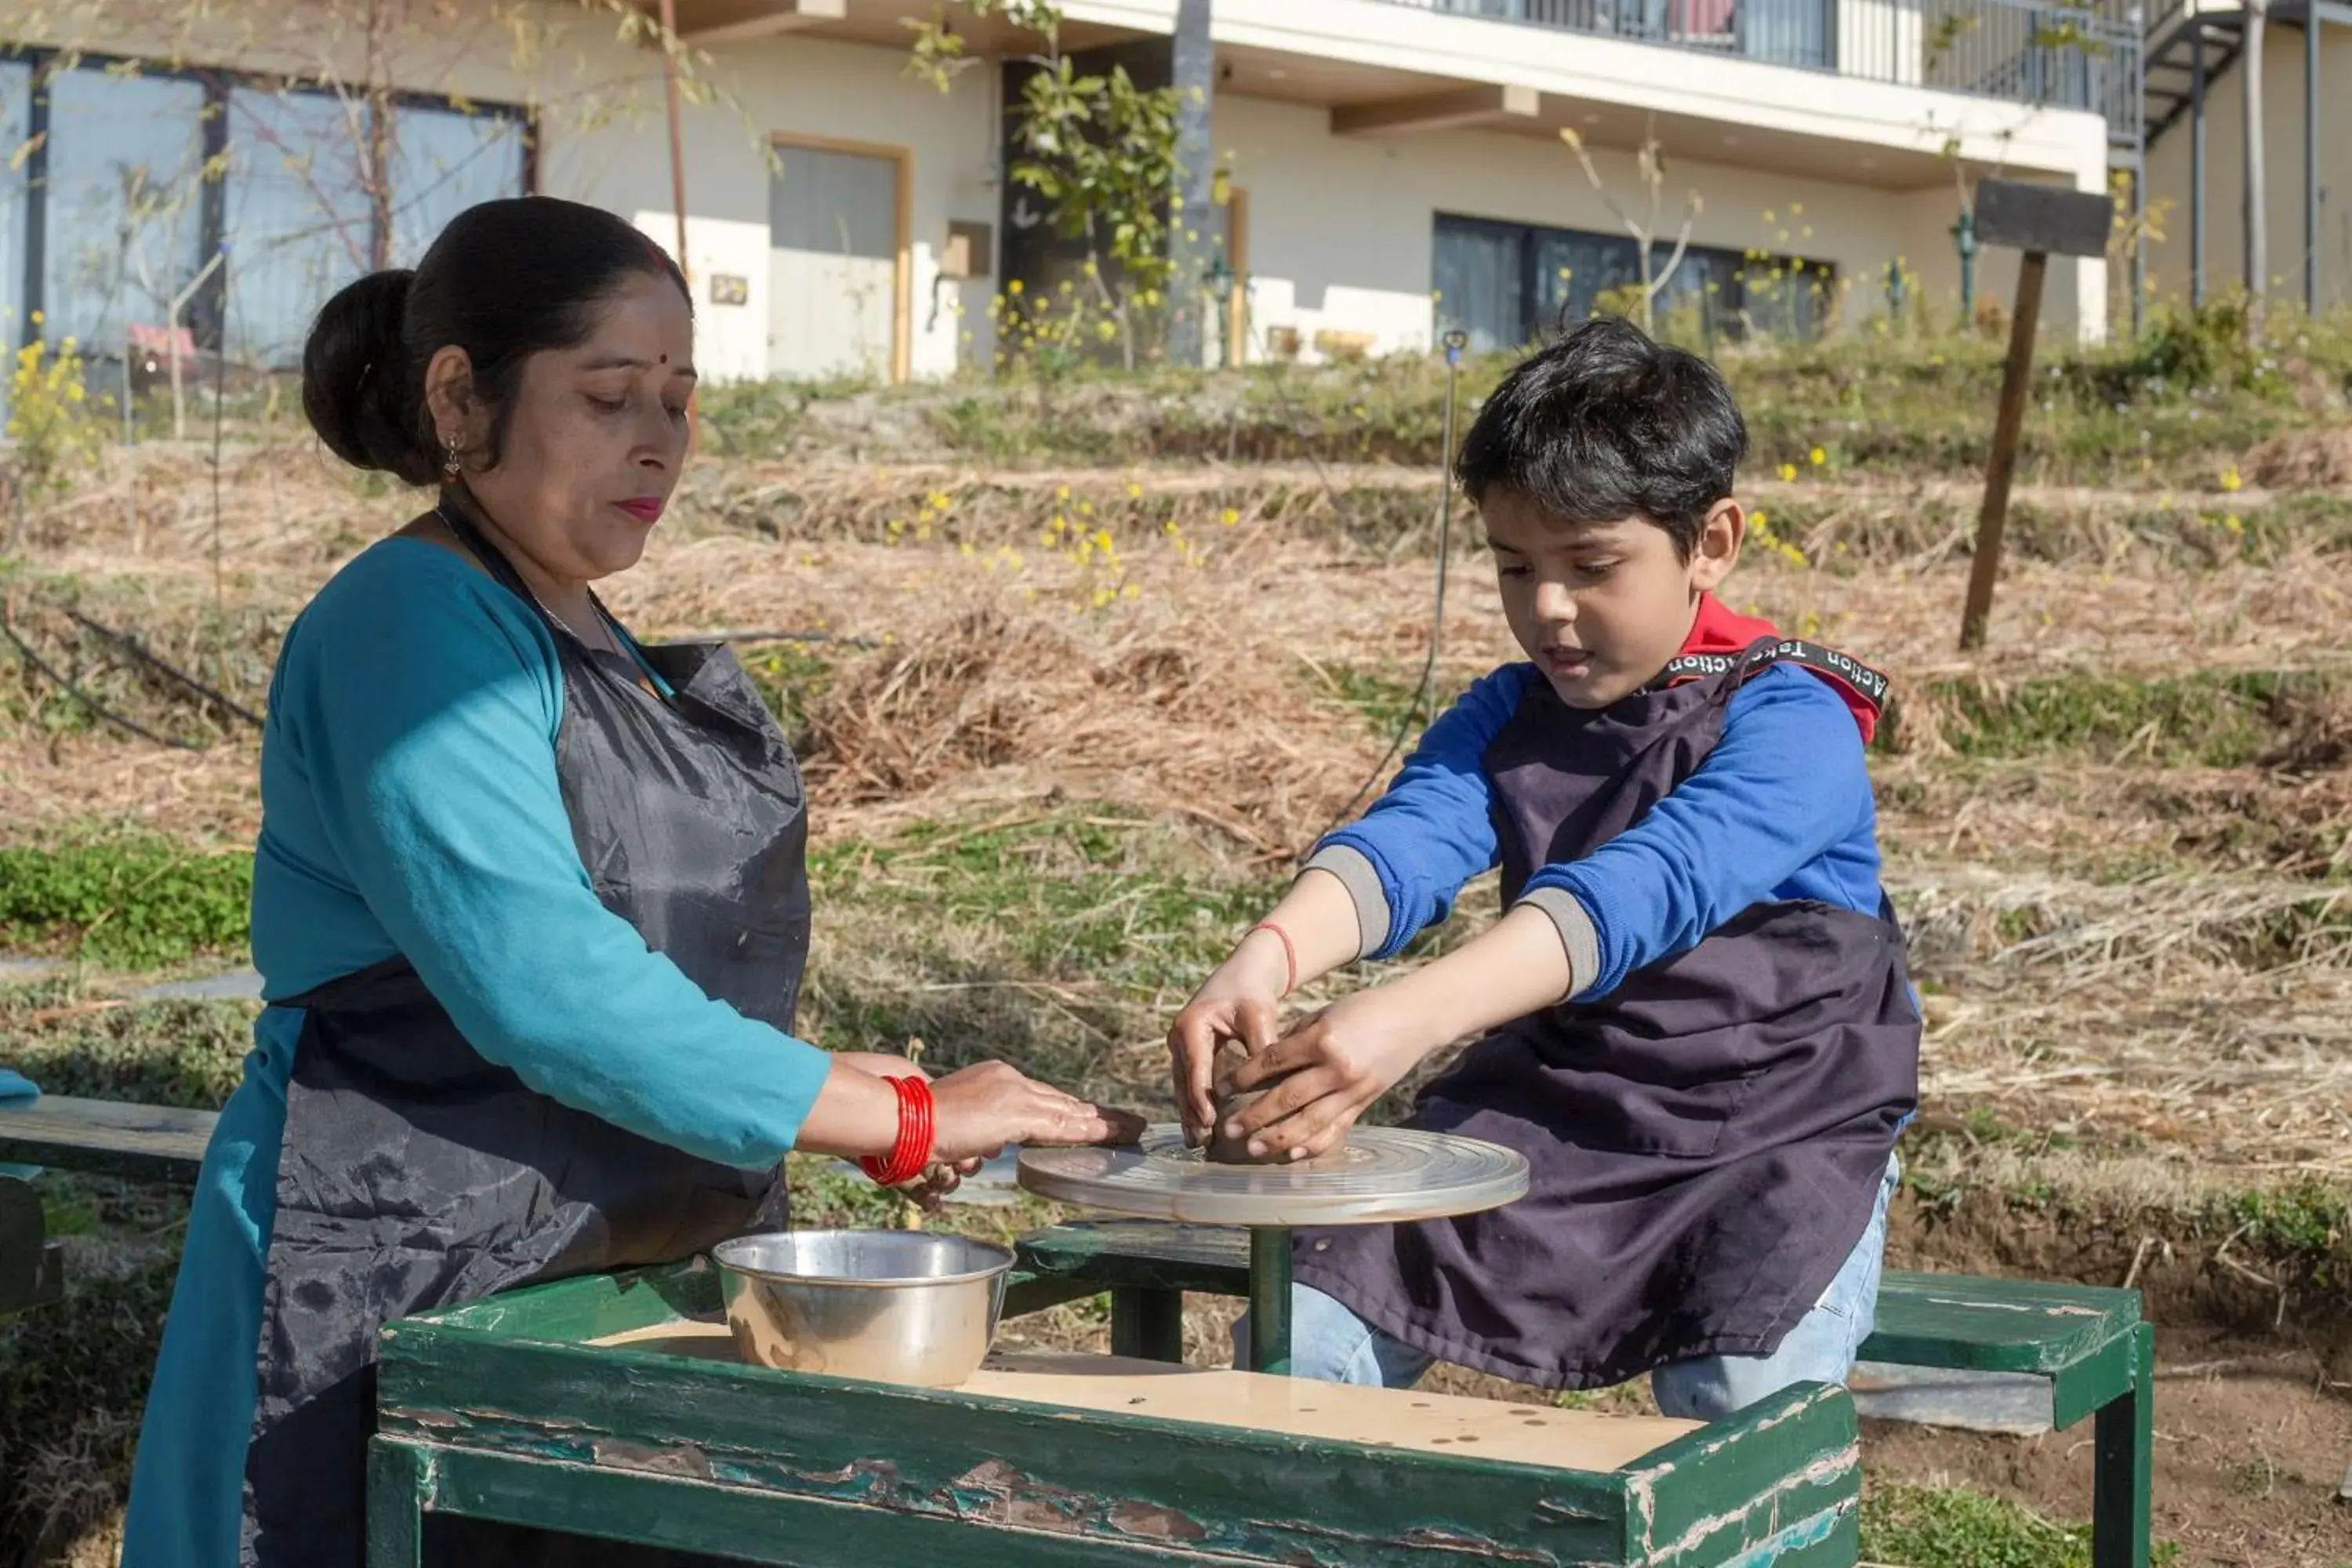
[224,87,376,370]
[0,61,28,427]
[3,51,530,381]
[39,69,209,360]
[389,104,529,267]
[1434,212,1834,349]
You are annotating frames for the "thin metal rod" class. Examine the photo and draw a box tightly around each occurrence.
[2190,23,2208,307]
[2306,0,2321,314]
[1247,1227,1293,1376]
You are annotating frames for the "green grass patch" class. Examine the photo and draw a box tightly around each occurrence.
[2226,1181,2352,1290]
[1861,1482,2184,1567]
[809,813,1278,988]
[0,834,252,969]
[1860,1483,2100,1567]
[0,980,256,1109]
[1900,669,2341,767]
[884,308,2352,485]
[799,811,1285,1096]
[1314,664,1426,738]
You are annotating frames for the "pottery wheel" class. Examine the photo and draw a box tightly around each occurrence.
[1018,1123,1530,1227]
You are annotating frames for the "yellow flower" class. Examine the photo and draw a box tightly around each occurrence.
[1127,482,1143,499]
[1056,484,1071,502]
[1094,528,1113,551]
[1808,447,1828,466]
[1038,530,1057,546]
[1777,463,1797,483]
[2219,464,2243,493]
[1007,280,1025,296]
[2224,513,2245,534]
[1220,508,1240,527]
[1120,583,1141,600]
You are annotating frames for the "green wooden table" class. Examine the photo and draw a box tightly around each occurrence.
[1012,1221,2157,1568]
[0,1167,64,1320]
[372,1260,1864,1566]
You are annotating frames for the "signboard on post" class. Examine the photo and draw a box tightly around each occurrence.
[1958,178,2116,652]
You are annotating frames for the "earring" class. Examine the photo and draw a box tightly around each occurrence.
[442,437,462,480]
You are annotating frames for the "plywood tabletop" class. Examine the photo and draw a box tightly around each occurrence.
[590,1320,1695,1472]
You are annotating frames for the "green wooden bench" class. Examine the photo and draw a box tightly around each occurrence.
[371,1259,1866,1565]
[0,1166,64,1319]
[0,1094,216,1181]
[1009,1221,2155,1568]
[0,1096,214,1323]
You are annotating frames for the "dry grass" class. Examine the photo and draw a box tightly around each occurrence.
[7,438,2352,1171]
[2249,428,2352,490]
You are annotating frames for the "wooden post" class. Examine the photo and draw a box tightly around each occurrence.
[1955,179,2115,654]
[1958,249,2046,652]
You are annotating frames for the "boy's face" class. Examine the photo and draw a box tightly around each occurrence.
[1482,485,1744,709]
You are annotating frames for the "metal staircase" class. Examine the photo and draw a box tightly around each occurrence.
[2143,0,2322,147]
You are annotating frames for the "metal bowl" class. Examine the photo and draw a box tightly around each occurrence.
[710,1229,1014,1388]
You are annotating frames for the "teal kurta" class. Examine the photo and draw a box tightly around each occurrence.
[121,539,833,1566]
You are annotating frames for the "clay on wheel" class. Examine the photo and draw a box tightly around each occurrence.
[1206,1040,1288,1165]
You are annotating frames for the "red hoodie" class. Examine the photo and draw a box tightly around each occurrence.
[1664,593,1886,745]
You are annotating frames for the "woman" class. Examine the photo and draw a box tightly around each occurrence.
[122,197,1134,1567]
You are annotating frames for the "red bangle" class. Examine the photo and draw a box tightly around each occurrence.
[859,1076,935,1188]
[1250,921,1298,996]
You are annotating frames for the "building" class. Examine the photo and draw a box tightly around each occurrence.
[3,0,2143,411]
[2137,0,2350,314]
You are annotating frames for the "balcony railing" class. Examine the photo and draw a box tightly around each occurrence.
[1371,0,2144,154]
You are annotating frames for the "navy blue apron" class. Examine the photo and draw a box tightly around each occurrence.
[1294,638,1918,1389]
[239,502,810,1566]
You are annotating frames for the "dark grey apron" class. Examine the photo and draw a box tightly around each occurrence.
[240,503,811,1566]
[1294,638,1918,1389]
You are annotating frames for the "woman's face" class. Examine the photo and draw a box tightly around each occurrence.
[440,270,696,586]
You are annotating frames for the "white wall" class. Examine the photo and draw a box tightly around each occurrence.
[18,0,2112,379]
[2141,22,2350,314]
[18,2,1003,384]
[557,33,1003,383]
[1214,94,2102,358]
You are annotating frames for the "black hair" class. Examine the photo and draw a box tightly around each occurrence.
[1455,315,1747,559]
[302,196,692,485]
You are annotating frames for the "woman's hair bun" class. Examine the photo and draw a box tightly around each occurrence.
[302,268,435,485]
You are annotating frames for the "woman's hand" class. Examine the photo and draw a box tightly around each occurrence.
[1215,989,1437,1163]
[1167,931,1290,1145]
[928,1061,1143,1163]
[832,1051,930,1083]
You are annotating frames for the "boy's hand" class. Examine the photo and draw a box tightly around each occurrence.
[1215,989,1434,1163]
[1167,933,1290,1144]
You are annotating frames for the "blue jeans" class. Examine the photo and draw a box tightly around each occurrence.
[1234,1154,1899,1421]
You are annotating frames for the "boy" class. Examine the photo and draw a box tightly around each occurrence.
[1167,317,1915,1417]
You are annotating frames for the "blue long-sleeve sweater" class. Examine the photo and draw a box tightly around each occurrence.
[1304,661,1884,1000]
[120,539,833,1567]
